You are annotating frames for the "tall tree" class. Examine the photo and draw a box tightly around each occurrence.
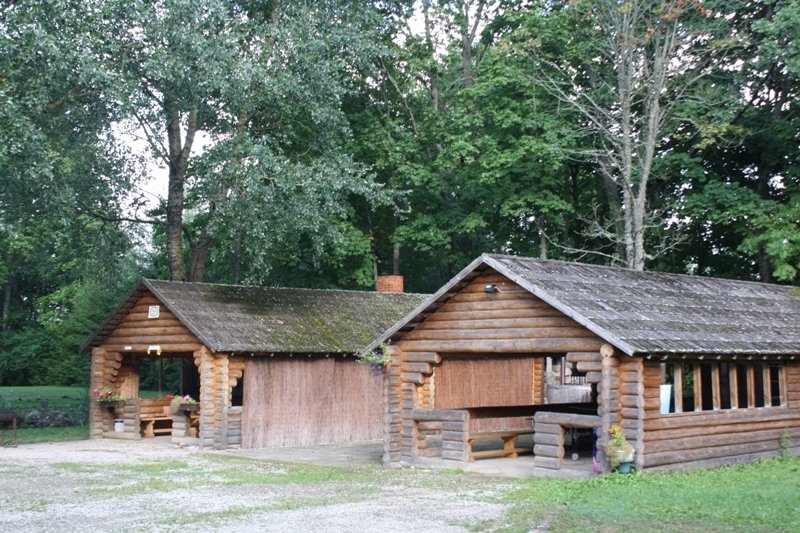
[522,0,738,270]
[100,0,392,285]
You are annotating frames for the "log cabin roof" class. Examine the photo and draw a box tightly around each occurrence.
[82,279,429,354]
[369,254,800,356]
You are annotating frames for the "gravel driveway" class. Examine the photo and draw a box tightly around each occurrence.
[0,439,529,533]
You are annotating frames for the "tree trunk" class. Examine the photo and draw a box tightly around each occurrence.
[165,105,197,282]
[233,227,243,285]
[188,234,213,283]
[421,0,440,112]
[392,213,400,275]
[1,264,10,333]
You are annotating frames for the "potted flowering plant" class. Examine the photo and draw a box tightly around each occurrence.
[355,342,390,375]
[606,424,635,473]
[170,394,199,413]
[93,387,126,408]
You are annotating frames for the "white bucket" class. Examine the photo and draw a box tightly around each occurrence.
[114,419,125,432]
[660,385,672,414]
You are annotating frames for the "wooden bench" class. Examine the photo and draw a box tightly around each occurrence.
[140,416,172,438]
[467,429,535,462]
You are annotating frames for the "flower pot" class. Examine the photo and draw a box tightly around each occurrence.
[178,404,199,413]
[607,443,635,467]
[617,460,634,474]
[98,400,124,409]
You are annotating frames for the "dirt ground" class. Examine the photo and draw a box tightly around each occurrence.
[0,438,529,533]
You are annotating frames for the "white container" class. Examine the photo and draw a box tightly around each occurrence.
[114,419,125,432]
[660,385,672,414]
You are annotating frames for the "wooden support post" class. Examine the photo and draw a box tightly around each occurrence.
[763,365,772,408]
[712,364,721,411]
[694,364,703,412]
[729,364,738,409]
[673,363,683,414]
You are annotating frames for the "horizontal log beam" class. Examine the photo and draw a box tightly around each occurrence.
[459,281,525,293]
[121,311,179,323]
[645,416,800,442]
[533,433,565,446]
[402,352,442,364]
[533,412,602,428]
[645,427,800,454]
[450,291,539,303]
[566,352,602,363]
[101,343,204,354]
[576,361,603,373]
[647,450,784,473]
[534,456,564,469]
[108,326,191,338]
[644,439,783,468]
[424,308,566,322]
[415,317,580,331]
[533,444,564,458]
[396,338,606,354]
[406,409,468,422]
[102,334,200,346]
[115,318,184,329]
[643,407,800,431]
[402,327,597,342]
[437,300,553,313]
[401,362,432,374]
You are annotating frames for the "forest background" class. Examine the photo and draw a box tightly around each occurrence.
[1,0,798,387]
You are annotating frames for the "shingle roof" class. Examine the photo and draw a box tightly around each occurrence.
[82,279,429,354]
[370,254,800,356]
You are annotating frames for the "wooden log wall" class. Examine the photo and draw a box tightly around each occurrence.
[639,360,800,472]
[617,356,645,469]
[533,357,545,404]
[90,347,135,439]
[533,412,602,471]
[194,346,229,449]
[170,397,200,446]
[532,420,565,470]
[100,292,203,354]
[787,363,800,409]
[394,269,605,354]
[241,355,383,448]
[227,356,244,445]
[597,346,622,472]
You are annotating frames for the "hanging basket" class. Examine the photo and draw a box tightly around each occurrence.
[98,400,125,409]
[178,403,199,413]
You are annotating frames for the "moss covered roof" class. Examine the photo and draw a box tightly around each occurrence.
[83,279,428,354]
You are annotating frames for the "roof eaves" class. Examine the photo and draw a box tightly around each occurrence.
[483,255,638,356]
[79,278,148,354]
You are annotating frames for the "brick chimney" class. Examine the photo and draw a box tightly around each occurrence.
[376,275,404,293]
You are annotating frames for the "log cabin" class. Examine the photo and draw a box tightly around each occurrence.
[82,278,427,449]
[369,254,800,475]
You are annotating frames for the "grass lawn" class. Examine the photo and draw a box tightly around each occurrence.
[0,385,165,410]
[9,426,90,444]
[0,385,88,410]
[488,457,800,532]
